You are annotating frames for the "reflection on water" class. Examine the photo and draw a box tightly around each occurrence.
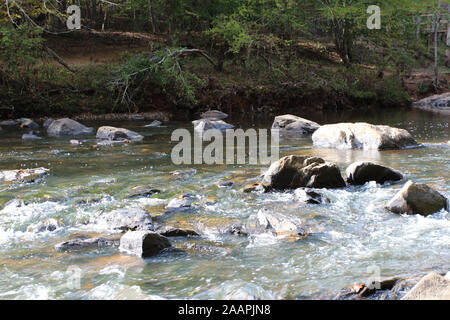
[0,108,448,299]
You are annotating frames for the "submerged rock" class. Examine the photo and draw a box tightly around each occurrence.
[218,181,234,188]
[386,180,448,216]
[128,186,161,198]
[0,168,49,183]
[223,222,249,236]
[55,236,117,251]
[402,272,450,300]
[119,231,171,258]
[262,155,346,190]
[28,218,64,233]
[312,122,418,150]
[96,126,144,141]
[241,182,265,193]
[165,194,195,212]
[157,226,199,237]
[346,161,403,185]
[256,209,306,239]
[271,114,321,136]
[295,189,330,204]
[47,118,94,137]
[192,119,234,133]
[200,110,228,120]
[97,208,154,231]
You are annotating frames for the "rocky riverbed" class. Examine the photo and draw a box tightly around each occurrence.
[0,108,448,300]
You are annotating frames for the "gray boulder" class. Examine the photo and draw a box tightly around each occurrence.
[402,272,450,300]
[312,122,418,150]
[256,209,306,239]
[200,110,228,120]
[119,231,171,257]
[43,118,55,128]
[96,126,144,141]
[262,155,346,190]
[346,161,403,185]
[47,118,94,137]
[386,181,448,216]
[271,114,321,136]
[192,119,234,133]
[0,119,19,126]
[412,92,450,116]
[97,208,154,231]
[165,195,195,212]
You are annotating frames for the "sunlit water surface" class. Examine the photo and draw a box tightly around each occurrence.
[0,108,448,299]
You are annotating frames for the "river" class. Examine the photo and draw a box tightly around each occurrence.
[0,108,448,299]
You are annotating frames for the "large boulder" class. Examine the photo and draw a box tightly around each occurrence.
[256,209,306,239]
[96,126,144,141]
[0,168,49,183]
[201,110,228,120]
[119,231,171,257]
[386,181,448,216]
[402,272,450,300]
[262,155,346,190]
[312,122,418,150]
[97,208,154,231]
[271,114,321,136]
[346,161,403,185]
[192,119,234,133]
[47,118,94,137]
[412,92,450,116]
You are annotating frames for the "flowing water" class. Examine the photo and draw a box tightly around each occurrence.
[0,108,448,300]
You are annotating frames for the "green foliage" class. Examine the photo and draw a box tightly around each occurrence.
[0,24,44,73]
[108,48,205,109]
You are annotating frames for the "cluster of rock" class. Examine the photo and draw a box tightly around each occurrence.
[258,154,448,216]
[333,271,450,300]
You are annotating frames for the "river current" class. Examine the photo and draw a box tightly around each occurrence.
[0,108,448,299]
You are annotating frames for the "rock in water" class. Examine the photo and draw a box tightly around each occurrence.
[119,231,171,257]
[0,168,49,183]
[145,120,162,127]
[346,161,403,185]
[165,194,195,212]
[192,119,234,133]
[47,118,94,137]
[43,118,55,128]
[55,237,117,251]
[295,189,330,204]
[0,120,19,126]
[97,208,154,231]
[312,122,418,150]
[157,226,199,237]
[402,272,450,300]
[412,92,450,116]
[271,114,321,136]
[262,155,346,190]
[28,218,64,233]
[256,209,306,239]
[96,126,144,141]
[386,181,448,216]
[200,110,228,120]
[22,133,42,140]
[20,119,39,129]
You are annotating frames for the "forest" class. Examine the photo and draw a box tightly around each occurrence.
[0,0,449,119]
